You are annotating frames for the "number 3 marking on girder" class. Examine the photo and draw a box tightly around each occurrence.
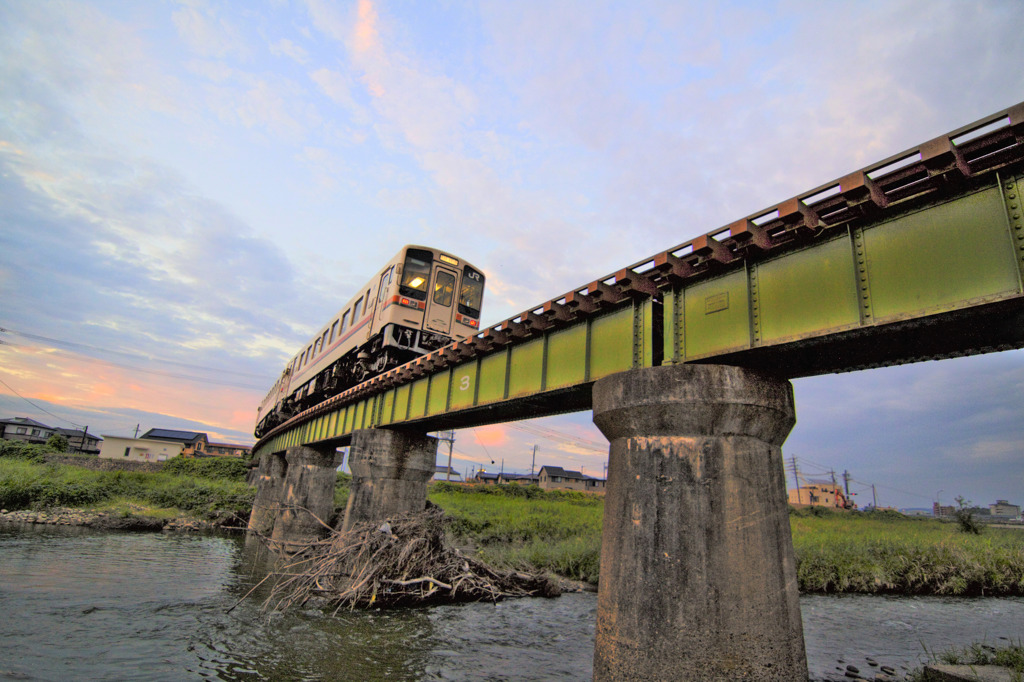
[460,375,471,391]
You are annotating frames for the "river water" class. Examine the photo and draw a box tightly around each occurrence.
[1,525,1022,681]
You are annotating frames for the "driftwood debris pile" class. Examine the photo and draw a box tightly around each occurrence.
[259,508,559,612]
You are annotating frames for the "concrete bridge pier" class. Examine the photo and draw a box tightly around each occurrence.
[247,450,287,537]
[265,444,343,550]
[591,363,807,681]
[341,429,438,531]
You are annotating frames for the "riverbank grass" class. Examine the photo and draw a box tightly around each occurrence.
[428,482,603,584]
[791,508,1024,595]
[0,456,254,524]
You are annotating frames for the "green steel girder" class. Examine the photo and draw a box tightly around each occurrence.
[256,299,656,455]
[253,102,1024,458]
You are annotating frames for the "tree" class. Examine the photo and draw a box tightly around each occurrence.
[46,434,69,453]
[954,495,983,535]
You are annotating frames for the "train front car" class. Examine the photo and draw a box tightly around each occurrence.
[253,245,485,438]
[375,246,484,374]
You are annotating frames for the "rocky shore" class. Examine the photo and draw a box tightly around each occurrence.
[0,507,241,532]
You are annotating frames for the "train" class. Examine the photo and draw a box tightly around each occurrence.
[254,245,486,438]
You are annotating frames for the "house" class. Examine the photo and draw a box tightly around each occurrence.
[433,465,463,482]
[205,441,252,458]
[99,435,184,463]
[0,417,57,445]
[498,472,539,485]
[788,481,854,509]
[474,471,500,485]
[140,428,209,456]
[56,427,102,454]
[538,465,606,493]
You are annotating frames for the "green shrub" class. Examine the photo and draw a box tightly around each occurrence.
[162,456,250,481]
[0,440,50,463]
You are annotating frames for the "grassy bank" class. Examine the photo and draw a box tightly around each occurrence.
[428,482,603,584]
[791,507,1024,595]
[0,442,255,525]
[428,483,1024,594]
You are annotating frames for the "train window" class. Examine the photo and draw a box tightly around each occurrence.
[433,270,456,306]
[459,266,485,317]
[400,248,432,300]
[341,311,350,333]
[330,320,339,344]
[353,297,363,320]
[321,330,328,351]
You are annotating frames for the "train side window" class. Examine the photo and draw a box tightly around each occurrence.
[341,311,350,333]
[353,297,363,320]
[433,270,456,306]
[321,330,329,351]
[329,320,339,344]
[400,248,432,300]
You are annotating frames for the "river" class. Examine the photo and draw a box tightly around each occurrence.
[1,525,1022,681]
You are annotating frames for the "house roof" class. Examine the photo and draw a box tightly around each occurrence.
[498,473,537,481]
[141,428,208,443]
[539,465,604,482]
[208,441,252,450]
[56,427,101,440]
[1,417,53,429]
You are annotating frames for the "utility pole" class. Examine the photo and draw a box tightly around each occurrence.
[134,424,140,438]
[843,470,851,498]
[530,444,537,476]
[790,456,802,505]
[872,484,878,509]
[437,430,456,481]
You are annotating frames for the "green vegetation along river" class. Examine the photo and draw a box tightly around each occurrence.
[3,442,1024,596]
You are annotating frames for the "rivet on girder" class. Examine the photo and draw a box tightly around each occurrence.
[851,227,873,323]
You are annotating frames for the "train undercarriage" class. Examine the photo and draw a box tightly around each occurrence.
[254,324,454,438]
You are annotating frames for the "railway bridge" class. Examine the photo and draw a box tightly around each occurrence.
[249,102,1024,681]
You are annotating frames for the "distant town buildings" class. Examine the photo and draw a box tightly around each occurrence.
[0,416,102,453]
[470,465,606,493]
[787,481,854,509]
[97,429,251,463]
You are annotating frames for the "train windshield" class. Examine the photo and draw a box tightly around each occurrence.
[459,265,485,317]
[400,248,432,300]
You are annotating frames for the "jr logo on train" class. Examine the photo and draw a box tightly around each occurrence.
[255,245,485,438]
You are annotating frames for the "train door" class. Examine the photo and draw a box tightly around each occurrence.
[369,266,394,332]
[424,264,459,335]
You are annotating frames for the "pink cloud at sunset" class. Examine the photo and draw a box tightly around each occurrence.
[0,343,261,442]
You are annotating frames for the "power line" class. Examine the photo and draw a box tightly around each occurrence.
[0,329,266,390]
[0,326,266,380]
[507,422,607,452]
[0,377,85,429]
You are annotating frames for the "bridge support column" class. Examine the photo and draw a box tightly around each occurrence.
[591,364,807,681]
[247,450,287,536]
[268,444,342,551]
[342,429,437,531]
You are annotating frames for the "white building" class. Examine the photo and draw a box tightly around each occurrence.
[990,500,1021,521]
[99,435,183,463]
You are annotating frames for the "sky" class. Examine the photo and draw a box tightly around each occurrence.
[1,0,1022,511]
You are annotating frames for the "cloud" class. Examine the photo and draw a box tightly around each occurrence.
[270,38,310,64]
[171,0,250,60]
